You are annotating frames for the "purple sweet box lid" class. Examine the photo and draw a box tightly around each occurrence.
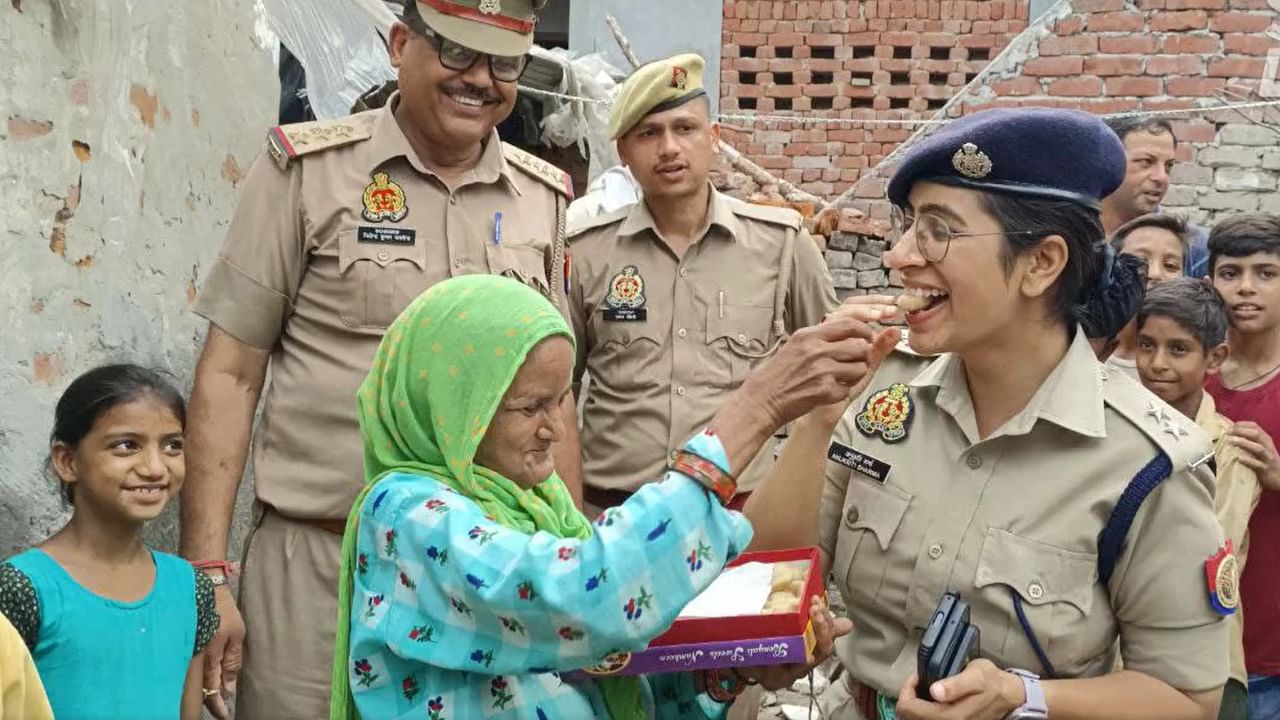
[563,632,811,679]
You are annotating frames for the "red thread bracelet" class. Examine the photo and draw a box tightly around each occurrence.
[191,560,239,578]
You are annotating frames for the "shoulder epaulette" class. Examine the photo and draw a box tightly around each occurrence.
[567,203,634,240]
[266,111,378,170]
[728,198,803,231]
[502,143,574,199]
[1102,368,1213,471]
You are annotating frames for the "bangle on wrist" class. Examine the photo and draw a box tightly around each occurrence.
[700,668,748,703]
[672,451,738,505]
[192,560,239,579]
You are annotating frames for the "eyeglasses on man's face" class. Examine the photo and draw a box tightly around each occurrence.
[407,21,529,82]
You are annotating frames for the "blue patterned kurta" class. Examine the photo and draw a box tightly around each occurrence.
[347,471,754,719]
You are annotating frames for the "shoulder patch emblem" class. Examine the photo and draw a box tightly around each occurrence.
[856,383,914,443]
[362,172,408,223]
[1205,539,1239,616]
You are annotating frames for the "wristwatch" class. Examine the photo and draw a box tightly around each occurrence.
[1003,668,1048,720]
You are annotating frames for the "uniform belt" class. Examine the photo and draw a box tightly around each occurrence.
[583,485,752,512]
[846,675,889,720]
[269,506,347,536]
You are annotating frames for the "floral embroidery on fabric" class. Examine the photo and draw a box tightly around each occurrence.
[517,580,538,601]
[490,676,514,710]
[557,626,584,641]
[470,648,495,667]
[465,573,488,590]
[402,675,421,701]
[364,593,385,620]
[468,526,498,545]
[399,571,417,590]
[425,545,449,565]
[500,616,527,634]
[372,489,391,512]
[687,541,712,572]
[624,588,654,621]
[647,519,672,541]
[449,597,473,617]
[585,568,609,592]
[357,552,369,576]
[424,498,449,512]
[353,658,379,687]
[408,624,436,643]
[594,508,618,527]
[384,529,397,556]
[427,695,446,720]
[557,546,576,561]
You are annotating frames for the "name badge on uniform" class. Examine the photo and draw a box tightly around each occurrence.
[603,265,647,322]
[357,226,417,245]
[827,440,892,484]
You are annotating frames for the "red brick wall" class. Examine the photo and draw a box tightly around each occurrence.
[719,0,1031,198]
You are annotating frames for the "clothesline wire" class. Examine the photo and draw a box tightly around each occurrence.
[518,85,1280,126]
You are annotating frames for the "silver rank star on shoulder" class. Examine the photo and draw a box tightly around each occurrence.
[1162,421,1190,441]
[1145,400,1171,426]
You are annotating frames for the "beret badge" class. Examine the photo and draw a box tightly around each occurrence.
[952,142,993,179]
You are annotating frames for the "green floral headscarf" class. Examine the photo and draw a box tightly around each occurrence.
[330,275,643,720]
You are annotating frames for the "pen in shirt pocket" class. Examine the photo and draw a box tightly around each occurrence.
[492,211,503,246]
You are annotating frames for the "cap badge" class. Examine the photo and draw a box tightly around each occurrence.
[477,0,501,14]
[856,383,915,443]
[952,142,993,179]
[671,66,689,90]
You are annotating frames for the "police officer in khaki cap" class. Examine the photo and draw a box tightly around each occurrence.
[180,2,583,717]
[568,53,836,513]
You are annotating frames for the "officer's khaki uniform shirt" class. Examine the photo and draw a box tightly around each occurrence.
[195,95,571,519]
[568,188,837,493]
[819,330,1230,697]
[1196,393,1261,687]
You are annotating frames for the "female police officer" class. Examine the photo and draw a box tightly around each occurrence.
[745,108,1232,720]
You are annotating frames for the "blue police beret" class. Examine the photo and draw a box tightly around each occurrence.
[887,107,1127,210]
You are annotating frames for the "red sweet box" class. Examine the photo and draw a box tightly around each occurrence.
[565,547,825,678]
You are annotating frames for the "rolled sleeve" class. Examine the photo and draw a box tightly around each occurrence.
[787,228,839,332]
[1110,464,1231,692]
[193,153,305,351]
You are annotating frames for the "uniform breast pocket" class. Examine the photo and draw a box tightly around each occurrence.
[589,313,662,392]
[337,229,428,329]
[973,528,1100,673]
[485,243,551,298]
[833,479,912,607]
[705,303,776,386]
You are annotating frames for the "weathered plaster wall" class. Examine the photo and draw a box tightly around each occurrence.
[0,0,275,557]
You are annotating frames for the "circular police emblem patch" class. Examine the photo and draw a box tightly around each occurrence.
[856,383,914,443]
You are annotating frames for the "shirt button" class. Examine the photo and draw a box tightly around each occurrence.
[677,328,688,338]
[449,195,458,205]
[928,543,944,559]
[679,268,689,278]
[377,251,390,262]
[452,259,463,269]
[844,506,859,526]
[737,333,748,343]
[669,450,678,464]
[1028,582,1044,600]
[675,386,687,396]
[965,454,982,470]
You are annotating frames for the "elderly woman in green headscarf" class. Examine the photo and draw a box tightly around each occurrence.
[330,275,891,719]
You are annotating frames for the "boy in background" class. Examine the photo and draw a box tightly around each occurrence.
[1105,213,1191,376]
[1205,213,1280,719]
[1134,278,1260,720]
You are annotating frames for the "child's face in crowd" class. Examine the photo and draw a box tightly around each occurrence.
[52,397,185,524]
[1213,251,1280,334]
[1120,227,1184,287]
[1136,316,1226,411]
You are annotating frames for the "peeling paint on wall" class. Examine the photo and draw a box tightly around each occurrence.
[1,0,276,558]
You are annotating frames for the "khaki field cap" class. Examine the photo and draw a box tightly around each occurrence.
[415,0,546,56]
[609,53,708,140]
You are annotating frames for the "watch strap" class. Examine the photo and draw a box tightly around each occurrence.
[1004,669,1048,720]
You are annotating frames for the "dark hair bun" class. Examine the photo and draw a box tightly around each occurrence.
[1077,245,1147,340]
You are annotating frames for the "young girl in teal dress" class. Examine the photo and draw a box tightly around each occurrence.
[0,365,219,720]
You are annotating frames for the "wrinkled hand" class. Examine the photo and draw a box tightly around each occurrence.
[894,659,1023,720]
[806,296,903,426]
[736,596,852,691]
[1229,421,1280,492]
[740,301,898,430]
[203,586,245,720]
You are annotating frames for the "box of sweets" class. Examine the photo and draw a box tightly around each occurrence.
[564,547,824,678]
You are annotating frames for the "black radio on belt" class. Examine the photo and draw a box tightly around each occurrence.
[916,591,981,700]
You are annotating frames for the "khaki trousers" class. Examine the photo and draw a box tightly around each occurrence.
[236,507,342,720]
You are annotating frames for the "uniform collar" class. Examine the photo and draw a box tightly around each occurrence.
[616,184,741,242]
[367,92,517,192]
[910,328,1108,442]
